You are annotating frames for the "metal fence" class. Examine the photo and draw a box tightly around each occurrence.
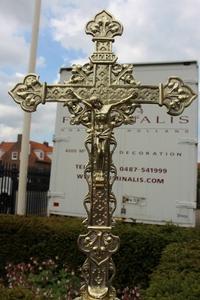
[0,164,18,214]
[26,168,50,216]
[0,164,50,216]
[26,191,48,216]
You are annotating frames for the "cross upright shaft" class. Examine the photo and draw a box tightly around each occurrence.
[9,10,197,300]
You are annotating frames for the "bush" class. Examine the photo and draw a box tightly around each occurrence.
[0,215,200,291]
[113,223,166,289]
[0,285,34,300]
[2,257,80,299]
[0,215,84,278]
[113,222,200,289]
[143,241,200,300]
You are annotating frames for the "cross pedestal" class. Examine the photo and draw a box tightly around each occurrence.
[9,10,197,300]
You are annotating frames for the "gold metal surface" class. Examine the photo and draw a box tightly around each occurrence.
[9,10,197,300]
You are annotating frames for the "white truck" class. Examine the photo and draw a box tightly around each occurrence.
[48,61,198,227]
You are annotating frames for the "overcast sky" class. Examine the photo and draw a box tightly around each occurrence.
[0,0,199,152]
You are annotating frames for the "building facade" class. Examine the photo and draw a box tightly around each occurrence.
[0,134,53,171]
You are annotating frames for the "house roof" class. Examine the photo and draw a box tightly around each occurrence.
[0,142,15,152]
[0,139,53,164]
[30,141,53,164]
[30,141,53,152]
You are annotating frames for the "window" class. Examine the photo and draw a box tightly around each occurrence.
[11,152,18,160]
[39,151,44,160]
[34,150,44,160]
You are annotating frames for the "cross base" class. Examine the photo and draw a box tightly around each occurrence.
[75,290,119,300]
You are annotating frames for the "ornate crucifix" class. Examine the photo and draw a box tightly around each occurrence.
[9,10,196,300]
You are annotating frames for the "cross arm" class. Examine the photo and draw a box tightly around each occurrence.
[133,77,197,116]
[8,73,82,113]
[9,74,197,118]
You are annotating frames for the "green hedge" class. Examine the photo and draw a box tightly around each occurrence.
[0,215,200,290]
[0,286,35,300]
[143,241,200,300]
[113,222,200,289]
[0,215,84,276]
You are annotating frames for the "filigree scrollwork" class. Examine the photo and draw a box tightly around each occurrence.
[109,134,117,156]
[111,101,141,128]
[83,135,92,226]
[9,74,45,112]
[109,163,117,187]
[64,100,92,127]
[86,10,123,40]
[111,63,139,86]
[79,230,119,299]
[108,259,116,285]
[160,77,197,116]
[108,136,117,220]
[68,63,94,85]
[79,230,119,266]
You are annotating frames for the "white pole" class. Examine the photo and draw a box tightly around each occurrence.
[17,0,42,215]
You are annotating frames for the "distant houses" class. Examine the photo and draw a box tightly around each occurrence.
[0,134,53,171]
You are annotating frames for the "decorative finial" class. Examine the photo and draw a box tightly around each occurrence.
[85,10,123,40]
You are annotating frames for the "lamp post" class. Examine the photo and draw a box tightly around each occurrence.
[17,0,41,215]
[9,10,197,300]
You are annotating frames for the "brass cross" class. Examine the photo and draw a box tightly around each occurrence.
[9,10,197,300]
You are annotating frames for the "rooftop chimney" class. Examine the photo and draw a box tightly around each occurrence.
[43,141,49,147]
[17,134,22,144]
